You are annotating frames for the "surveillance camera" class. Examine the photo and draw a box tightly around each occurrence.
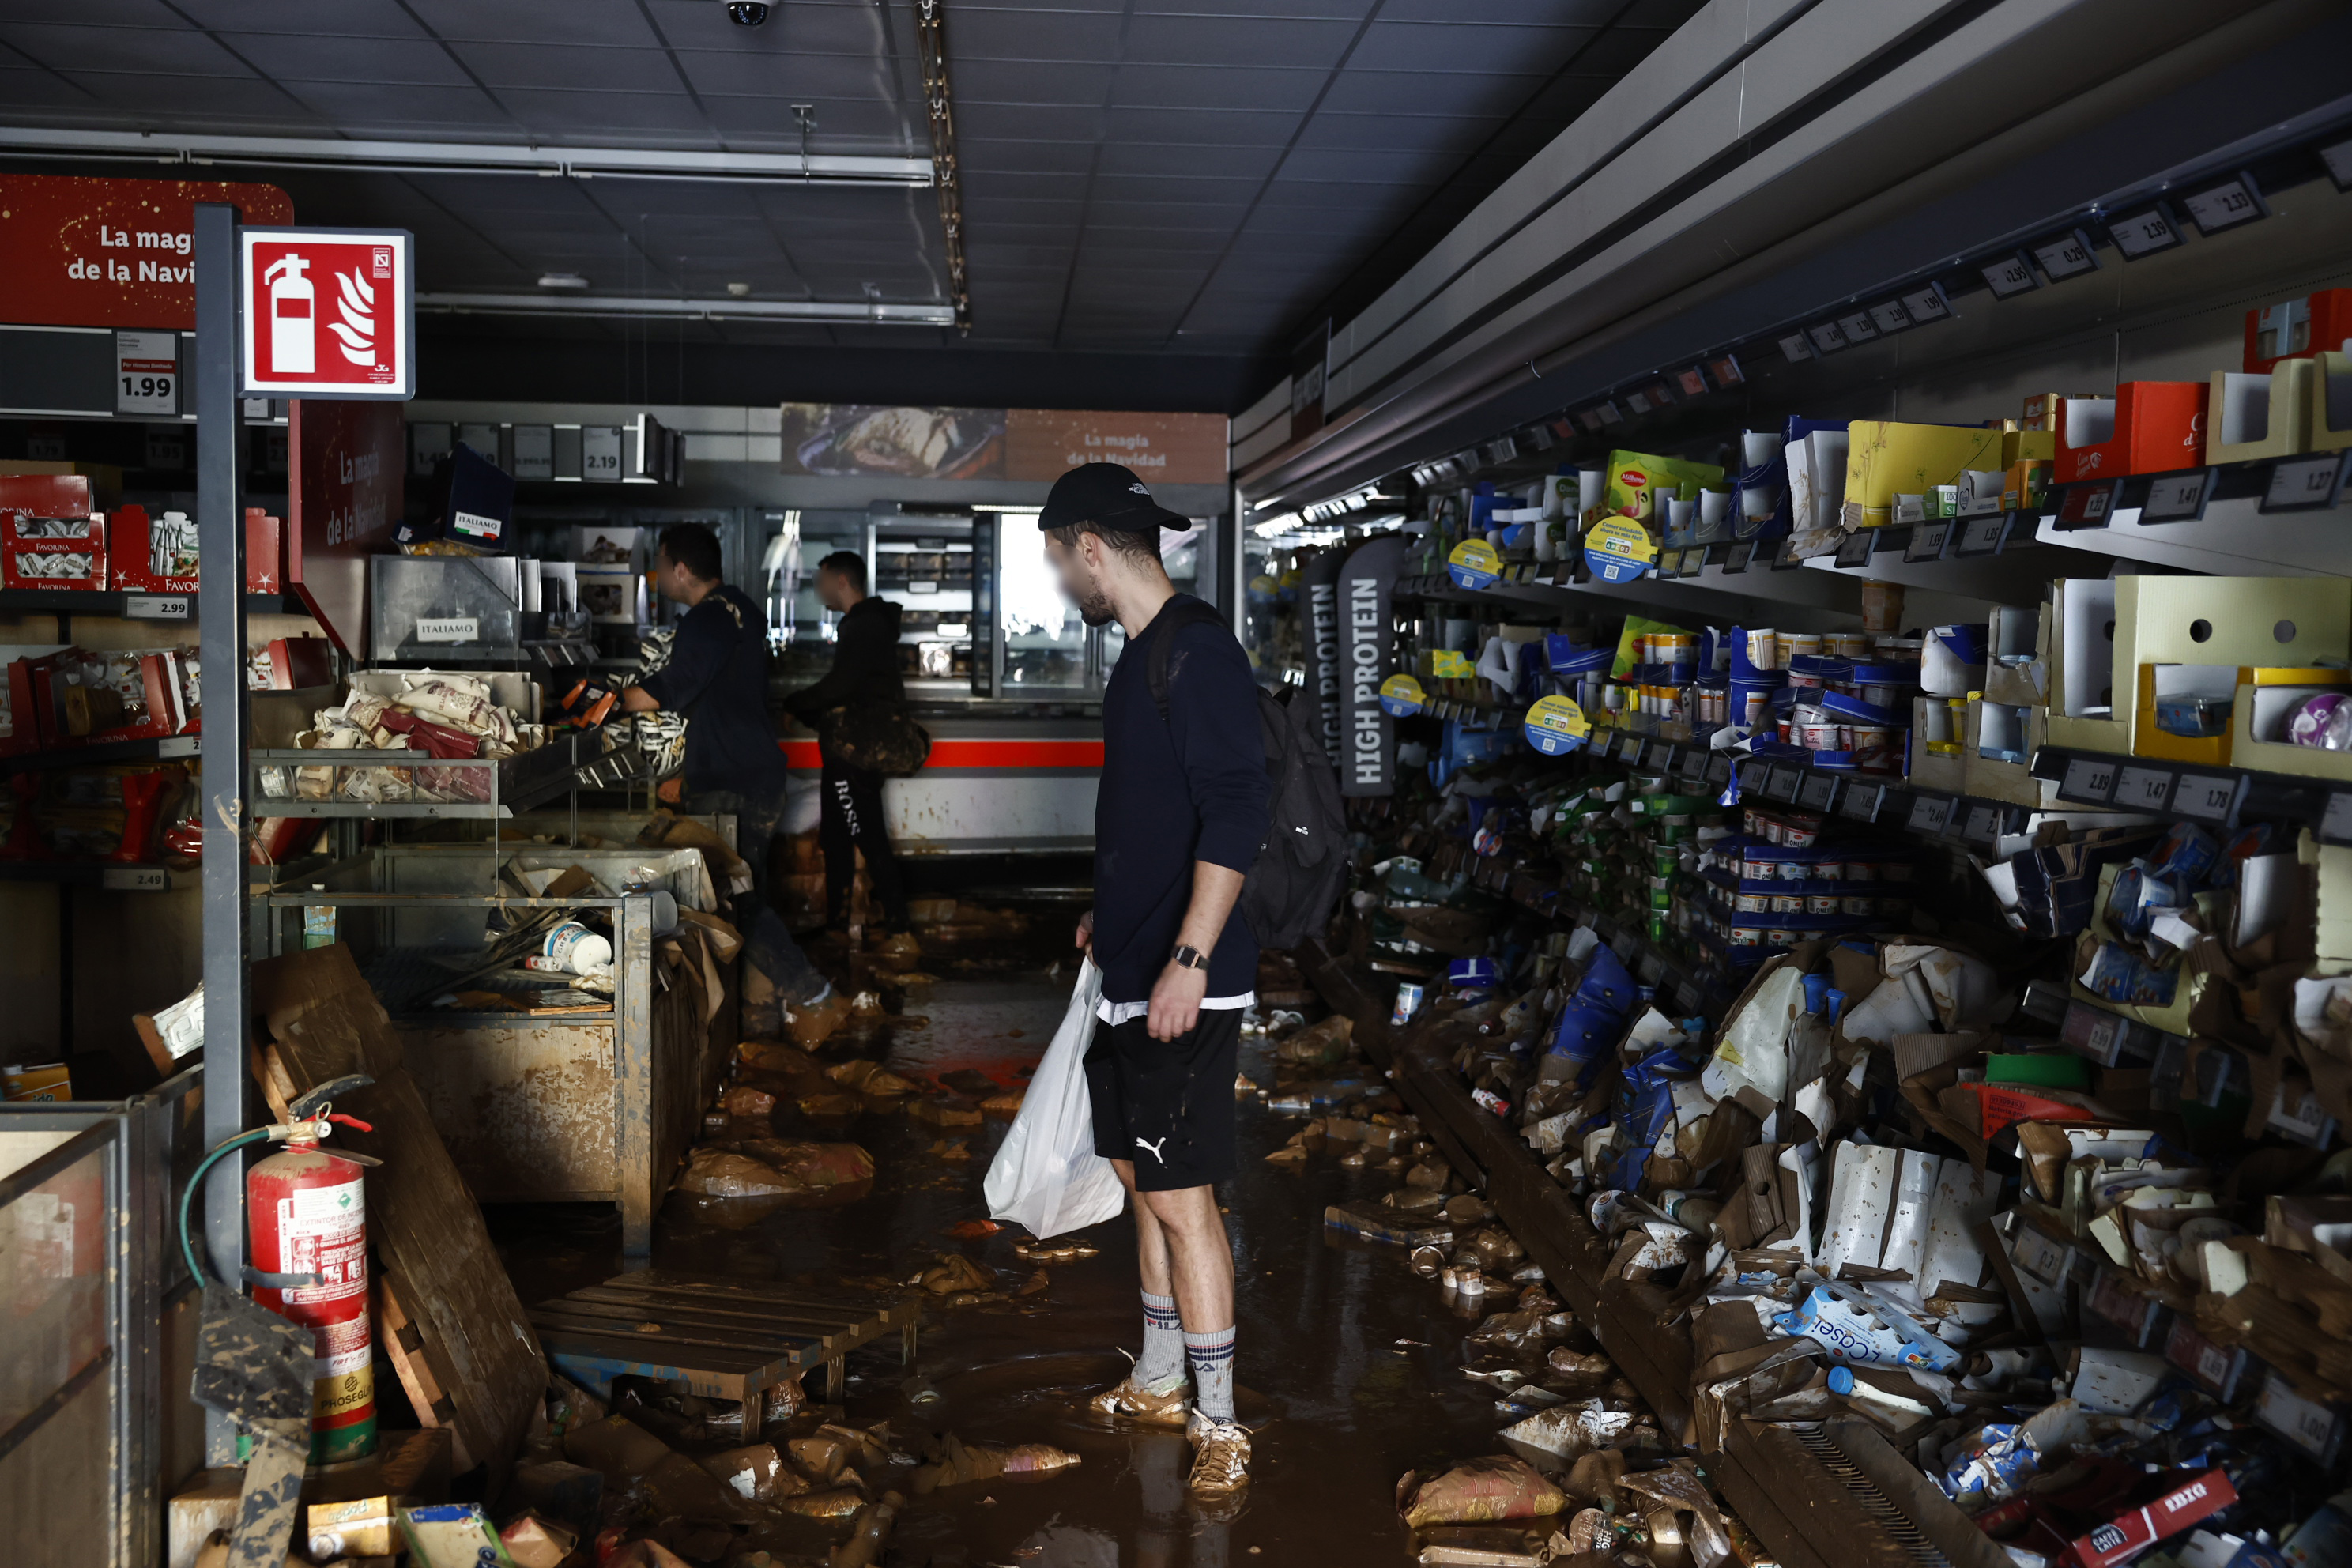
[726,2,771,24]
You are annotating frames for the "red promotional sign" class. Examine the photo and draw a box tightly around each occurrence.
[239,228,414,400]
[289,401,405,655]
[0,173,293,330]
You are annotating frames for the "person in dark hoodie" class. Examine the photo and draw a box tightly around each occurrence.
[782,549,911,933]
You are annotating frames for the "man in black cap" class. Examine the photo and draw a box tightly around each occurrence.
[1043,462,1268,1498]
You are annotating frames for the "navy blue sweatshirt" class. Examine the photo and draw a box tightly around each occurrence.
[1094,594,1269,1004]
[639,585,790,797]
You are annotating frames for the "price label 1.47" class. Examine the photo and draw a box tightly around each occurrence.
[2114,765,2174,811]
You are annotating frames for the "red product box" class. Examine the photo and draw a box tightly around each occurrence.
[265,636,332,690]
[245,507,283,594]
[2246,288,2352,373]
[0,659,37,756]
[2053,383,2211,483]
[107,505,199,595]
[0,475,91,518]
[2,514,108,591]
[94,653,189,741]
[2066,1468,2235,1568]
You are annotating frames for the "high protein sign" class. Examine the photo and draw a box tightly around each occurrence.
[1336,535,1404,798]
[239,228,415,400]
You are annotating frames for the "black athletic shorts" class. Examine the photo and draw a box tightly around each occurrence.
[1084,1007,1241,1193]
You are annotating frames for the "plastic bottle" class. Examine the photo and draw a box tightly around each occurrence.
[535,920,612,975]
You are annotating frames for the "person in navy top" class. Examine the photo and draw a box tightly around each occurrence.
[1042,463,1267,1499]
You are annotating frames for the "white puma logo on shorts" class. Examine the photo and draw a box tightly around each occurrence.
[1135,1136,1168,1163]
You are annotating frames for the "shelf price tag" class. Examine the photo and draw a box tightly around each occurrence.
[99,866,168,891]
[2261,453,2346,513]
[2114,765,2176,812]
[1952,512,2013,556]
[115,330,179,416]
[1736,760,1766,793]
[1706,755,1733,787]
[1907,794,1953,836]
[1721,540,1755,574]
[1675,980,1702,1016]
[1834,530,1875,568]
[1963,803,2003,844]
[2055,482,2118,530]
[1798,772,1838,810]
[2171,771,2239,823]
[2058,755,2117,805]
[1904,521,1951,563]
[1841,782,1883,822]
[1611,928,1638,963]
[123,595,190,621]
[2139,468,2214,523]
[1619,734,1646,764]
[1678,748,1708,784]
[1766,766,1799,801]
[2323,793,2352,846]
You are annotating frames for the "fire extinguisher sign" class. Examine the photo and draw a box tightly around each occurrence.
[238,227,415,400]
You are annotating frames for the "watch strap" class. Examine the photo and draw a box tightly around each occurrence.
[1172,944,1208,971]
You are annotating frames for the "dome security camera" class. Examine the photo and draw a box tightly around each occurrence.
[726,2,771,24]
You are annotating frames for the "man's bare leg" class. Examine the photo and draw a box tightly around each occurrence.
[1140,1182,1249,1495]
[1091,1159,1193,1423]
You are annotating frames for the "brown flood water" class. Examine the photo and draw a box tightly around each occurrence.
[490,932,1513,1566]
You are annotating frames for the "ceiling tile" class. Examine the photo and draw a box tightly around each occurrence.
[952,58,1117,105]
[1110,64,1328,112]
[1316,67,1536,117]
[951,9,1129,63]
[406,0,662,47]
[1092,141,1283,180]
[175,0,425,34]
[1121,13,1359,68]
[449,40,677,92]
[0,64,100,107]
[55,70,297,115]
[1101,107,1299,146]
[1294,111,1502,153]
[1348,21,1592,74]
[220,33,474,87]
[0,20,247,75]
[277,80,512,130]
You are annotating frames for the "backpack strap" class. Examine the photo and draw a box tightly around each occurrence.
[1143,597,1230,723]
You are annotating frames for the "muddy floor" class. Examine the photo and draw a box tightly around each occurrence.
[488,910,1513,1565]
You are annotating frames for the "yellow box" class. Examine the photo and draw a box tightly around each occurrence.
[2133,664,2237,765]
[2308,350,2352,454]
[1907,694,1970,792]
[2045,575,2352,757]
[1843,420,2007,529]
[2230,666,2352,782]
[2021,394,2094,432]
[2207,358,2316,465]
[2002,427,2058,466]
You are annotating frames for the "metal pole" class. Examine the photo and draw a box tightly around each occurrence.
[193,200,251,1465]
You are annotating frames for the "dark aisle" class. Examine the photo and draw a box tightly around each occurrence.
[489,941,1516,1566]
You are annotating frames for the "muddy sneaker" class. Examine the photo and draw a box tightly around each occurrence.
[1185,1414,1252,1496]
[1087,1371,1193,1427]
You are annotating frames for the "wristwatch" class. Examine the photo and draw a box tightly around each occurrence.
[1171,944,1209,971]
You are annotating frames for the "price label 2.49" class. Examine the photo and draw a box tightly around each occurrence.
[1907,795,1952,835]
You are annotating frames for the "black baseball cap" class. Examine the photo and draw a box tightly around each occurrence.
[1038,462,1194,533]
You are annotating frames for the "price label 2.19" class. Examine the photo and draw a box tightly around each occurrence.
[1907,794,1952,835]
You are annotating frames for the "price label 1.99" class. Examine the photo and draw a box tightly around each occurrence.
[115,330,179,416]
[2115,765,2175,811]
[2059,756,2116,805]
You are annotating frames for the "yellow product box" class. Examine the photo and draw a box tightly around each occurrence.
[2209,358,2316,464]
[2,1062,71,1102]
[1600,450,1724,523]
[2133,665,2236,767]
[1842,421,2007,529]
[2230,666,2352,782]
[2048,575,2352,756]
[2001,427,2056,467]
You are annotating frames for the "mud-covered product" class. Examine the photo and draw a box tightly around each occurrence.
[1397,1457,1567,1528]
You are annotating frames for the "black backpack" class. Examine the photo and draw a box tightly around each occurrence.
[1144,597,1350,952]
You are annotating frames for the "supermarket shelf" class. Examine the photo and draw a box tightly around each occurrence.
[0,590,312,619]
[2030,741,2352,842]
[0,733,200,775]
[0,860,183,891]
[2029,452,2352,578]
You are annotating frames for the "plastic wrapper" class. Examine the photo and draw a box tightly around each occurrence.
[1396,1456,1566,1528]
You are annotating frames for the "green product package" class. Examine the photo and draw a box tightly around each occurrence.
[1600,449,1728,525]
[1985,1053,2091,1090]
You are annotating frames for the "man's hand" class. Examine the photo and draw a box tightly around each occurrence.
[620,686,662,714]
[1075,909,1094,958]
[1148,958,1208,1042]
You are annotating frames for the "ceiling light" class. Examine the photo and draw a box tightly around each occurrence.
[727,282,752,297]
[538,272,590,289]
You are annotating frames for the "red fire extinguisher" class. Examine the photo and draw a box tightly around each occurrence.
[246,1102,379,1464]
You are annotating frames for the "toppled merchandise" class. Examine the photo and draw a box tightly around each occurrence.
[1319,733,2352,1566]
[262,670,564,805]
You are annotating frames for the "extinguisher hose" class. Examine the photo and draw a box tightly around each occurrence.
[177,1128,273,1289]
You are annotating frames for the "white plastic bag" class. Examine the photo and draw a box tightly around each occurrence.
[984,959,1125,1238]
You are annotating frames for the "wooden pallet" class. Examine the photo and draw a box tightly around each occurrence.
[528,1268,920,1407]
